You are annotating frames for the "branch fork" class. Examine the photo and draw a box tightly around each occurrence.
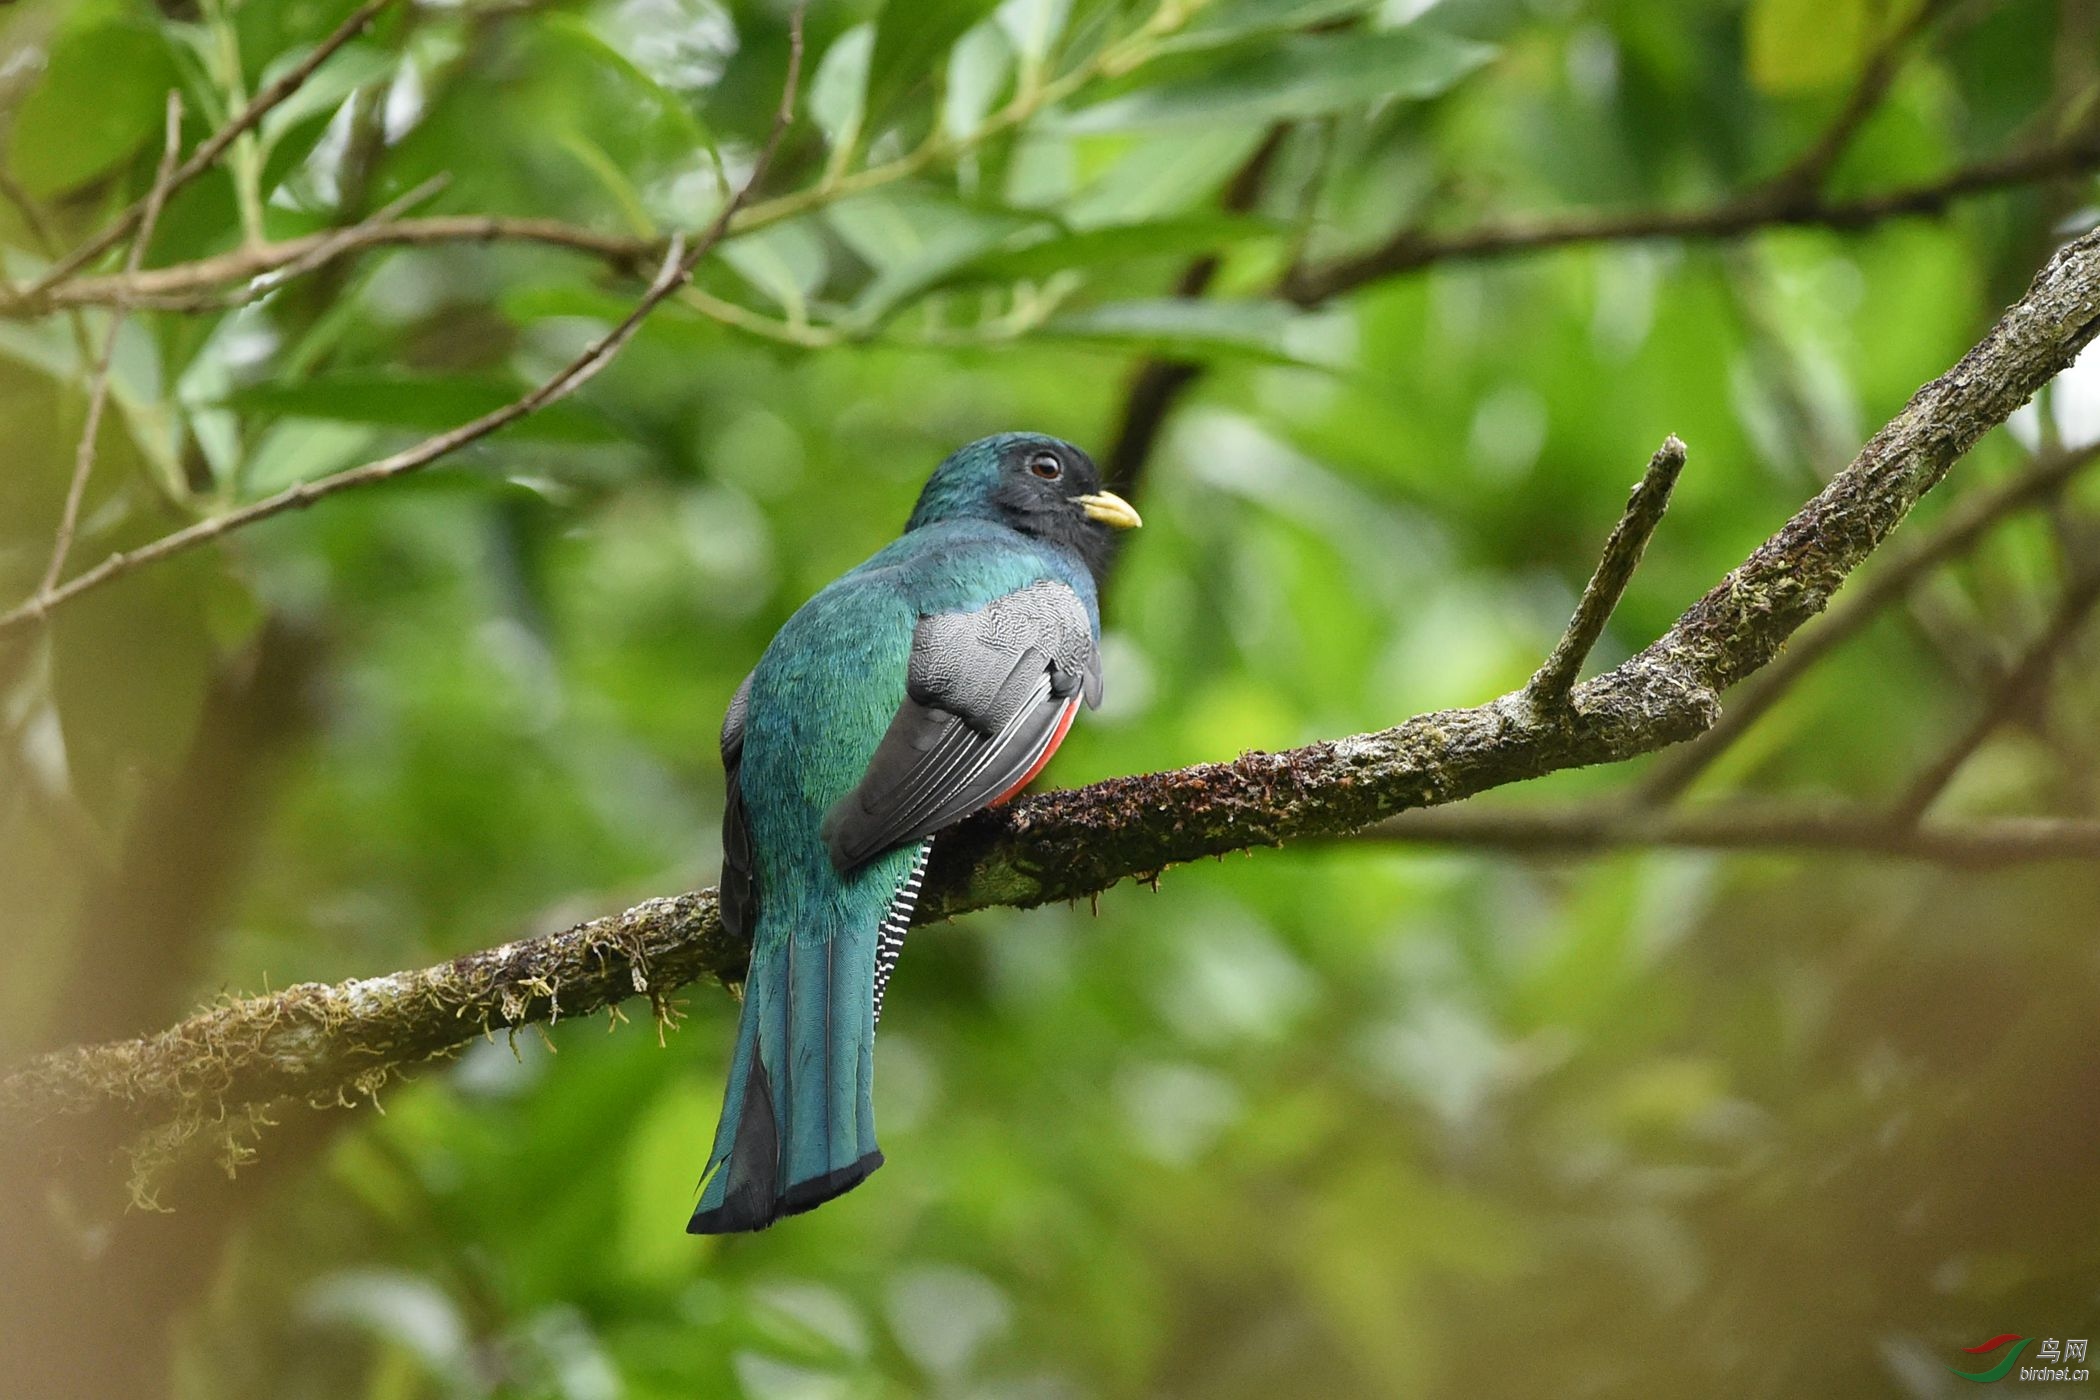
[1526,435,1690,711]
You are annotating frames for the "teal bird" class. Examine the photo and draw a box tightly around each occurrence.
[688,433,1142,1234]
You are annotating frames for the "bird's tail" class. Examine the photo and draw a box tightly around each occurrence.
[686,906,884,1234]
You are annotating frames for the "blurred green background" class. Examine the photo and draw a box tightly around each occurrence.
[4,0,2100,1395]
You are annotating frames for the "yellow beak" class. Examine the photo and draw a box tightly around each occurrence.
[1076,490,1143,530]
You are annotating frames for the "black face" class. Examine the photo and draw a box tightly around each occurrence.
[989,438,1119,582]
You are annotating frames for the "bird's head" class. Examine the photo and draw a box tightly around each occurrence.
[906,433,1141,580]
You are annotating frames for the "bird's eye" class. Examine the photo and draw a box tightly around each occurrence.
[1027,453,1063,481]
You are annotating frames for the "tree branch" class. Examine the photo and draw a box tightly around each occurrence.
[1280,134,2100,305]
[23,0,400,296]
[1360,801,2100,867]
[37,93,183,599]
[1888,563,2100,823]
[1526,436,1687,707]
[8,225,2100,1144]
[1637,443,2100,803]
[136,174,451,315]
[0,13,805,637]
[1757,0,1955,206]
[10,213,654,316]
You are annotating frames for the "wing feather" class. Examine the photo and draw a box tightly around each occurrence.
[821,580,1098,874]
[718,673,758,952]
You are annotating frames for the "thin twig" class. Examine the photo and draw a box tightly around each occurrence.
[19,215,655,315]
[0,7,806,639]
[1359,800,2100,868]
[134,174,451,313]
[37,93,184,599]
[1282,133,2100,305]
[1527,436,1688,707]
[1638,443,2100,804]
[253,173,451,294]
[1760,0,1956,204]
[0,165,60,252]
[25,0,399,296]
[1887,564,2100,824]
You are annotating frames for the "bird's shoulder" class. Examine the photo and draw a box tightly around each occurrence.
[857,519,1100,628]
[739,521,1098,730]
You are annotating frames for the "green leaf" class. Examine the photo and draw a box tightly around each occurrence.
[853,221,1051,326]
[828,192,1039,274]
[1035,298,1343,366]
[938,214,1284,287]
[50,554,216,816]
[0,313,180,493]
[8,19,179,197]
[386,11,709,213]
[944,20,1014,140]
[995,0,1073,67]
[554,130,657,238]
[717,222,831,319]
[255,41,397,154]
[1154,0,1380,55]
[867,0,1002,129]
[531,13,711,153]
[808,23,874,153]
[824,193,1048,325]
[218,374,623,444]
[1059,28,1496,131]
[236,418,378,498]
[1065,126,1271,225]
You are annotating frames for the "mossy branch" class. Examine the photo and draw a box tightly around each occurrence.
[7,228,2100,1175]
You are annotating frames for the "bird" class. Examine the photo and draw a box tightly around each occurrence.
[686,432,1141,1234]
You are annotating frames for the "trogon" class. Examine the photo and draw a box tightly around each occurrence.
[687,433,1141,1234]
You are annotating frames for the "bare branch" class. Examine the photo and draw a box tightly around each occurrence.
[0,10,807,639]
[1281,134,2100,305]
[1360,801,2100,867]
[1637,443,2100,804]
[24,0,400,295]
[1888,564,2100,823]
[1527,436,1688,708]
[37,93,183,599]
[131,174,452,314]
[7,225,2100,1139]
[15,216,655,316]
[1759,0,1956,205]
[1643,232,2100,696]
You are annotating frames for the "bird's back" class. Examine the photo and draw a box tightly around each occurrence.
[737,519,1098,923]
[690,503,1111,1234]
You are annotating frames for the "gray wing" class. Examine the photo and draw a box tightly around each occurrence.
[821,580,1100,874]
[718,673,758,953]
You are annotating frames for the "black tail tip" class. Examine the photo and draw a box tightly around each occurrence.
[686,1150,885,1235]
